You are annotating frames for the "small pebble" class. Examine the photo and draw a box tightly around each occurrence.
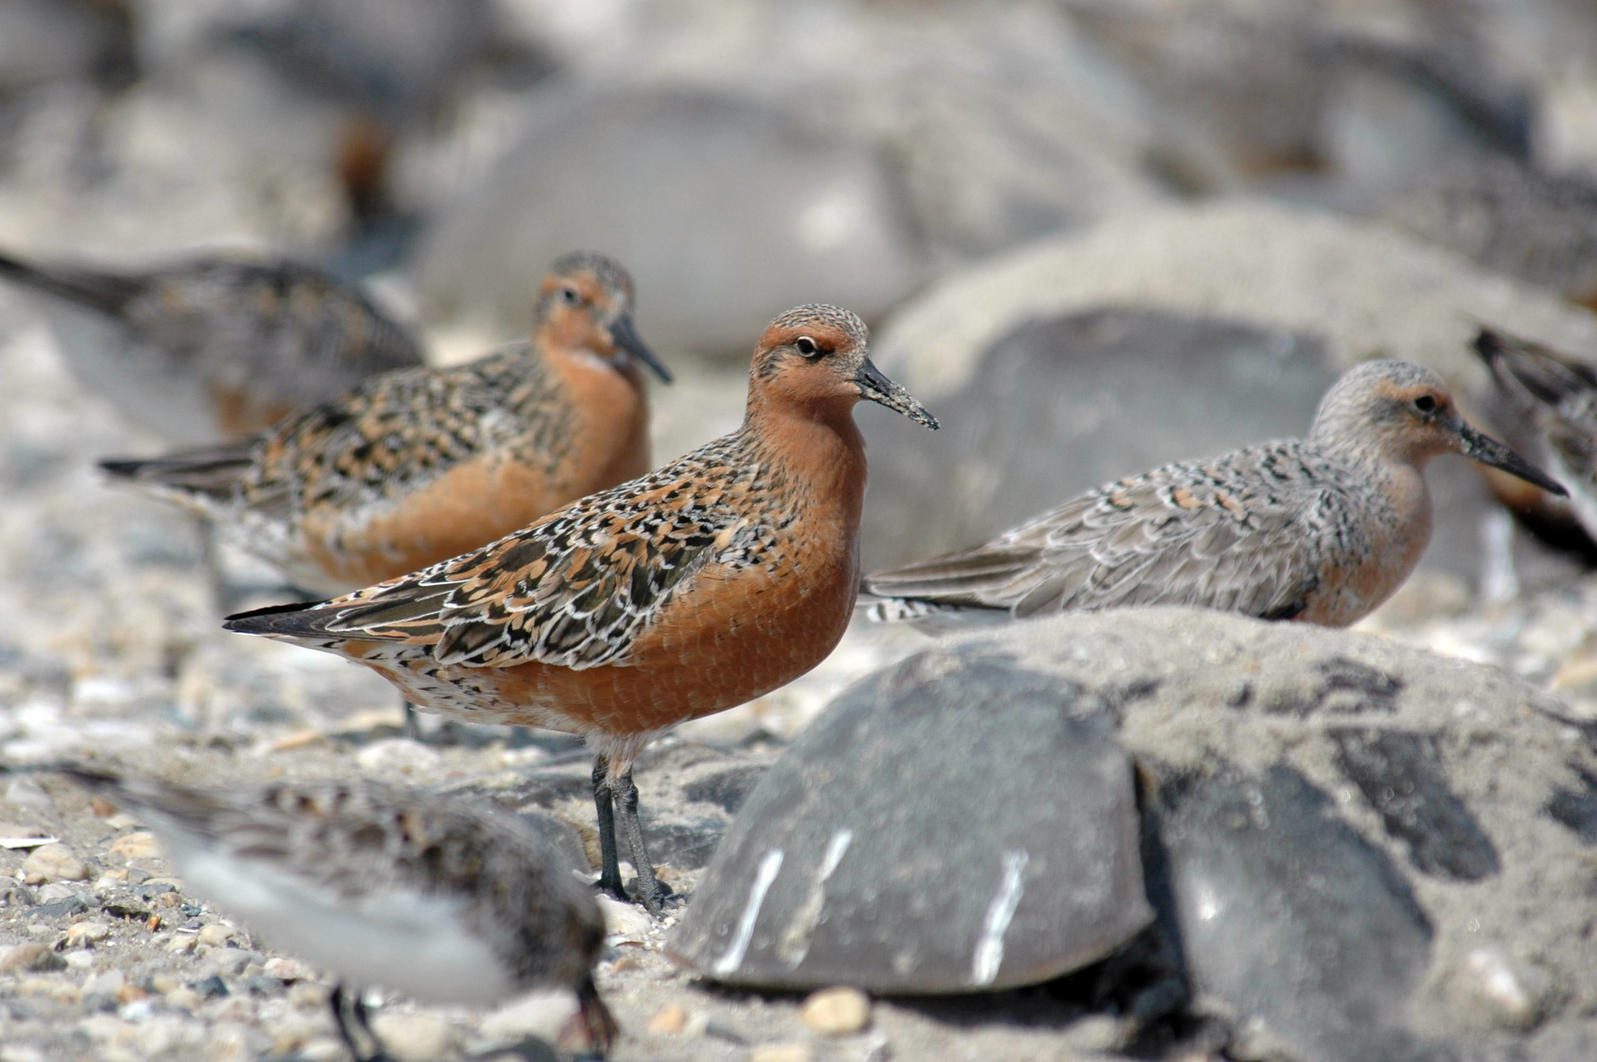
[800,986,871,1036]
[83,970,125,996]
[108,831,163,862]
[116,983,150,1006]
[354,738,442,775]
[288,982,327,1009]
[749,1045,812,1062]
[1461,947,1549,1030]
[189,975,229,999]
[244,974,286,996]
[166,988,204,1011]
[369,1012,455,1062]
[598,894,655,940]
[299,1038,350,1062]
[204,950,257,977]
[0,942,65,974]
[165,936,197,956]
[270,1016,330,1055]
[1059,1014,1124,1052]
[22,844,89,884]
[262,956,313,982]
[64,921,112,948]
[648,1003,689,1035]
[197,923,239,948]
[33,882,90,906]
[5,777,53,811]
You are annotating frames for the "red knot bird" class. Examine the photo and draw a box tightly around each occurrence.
[24,765,616,1061]
[0,249,424,445]
[98,252,669,596]
[222,304,939,911]
[1473,326,1597,543]
[865,359,1564,627]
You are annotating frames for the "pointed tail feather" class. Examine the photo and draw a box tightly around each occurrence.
[98,442,256,498]
[1473,327,1597,408]
[0,250,145,316]
[223,599,340,640]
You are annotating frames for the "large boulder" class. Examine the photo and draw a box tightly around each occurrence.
[860,201,1597,585]
[414,86,924,358]
[675,607,1597,1060]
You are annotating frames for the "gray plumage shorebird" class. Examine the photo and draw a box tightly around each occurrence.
[22,766,616,1061]
[0,249,424,445]
[865,360,1566,627]
[1473,326,1597,543]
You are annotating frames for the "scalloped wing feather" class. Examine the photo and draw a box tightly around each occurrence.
[298,442,760,670]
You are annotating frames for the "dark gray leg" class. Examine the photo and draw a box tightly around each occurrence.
[613,767,671,915]
[591,755,627,903]
[401,700,422,742]
[328,983,391,1062]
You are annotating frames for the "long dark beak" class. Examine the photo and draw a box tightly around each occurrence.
[610,313,672,383]
[1460,423,1567,496]
[856,357,939,430]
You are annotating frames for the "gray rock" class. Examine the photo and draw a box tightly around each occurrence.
[670,655,1151,992]
[1144,762,1440,1062]
[0,0,132,96]
[1066,2,1529,188]
[683,765,767,816]
[415,87,922,357]
[1381,158,1597,307]
[864,202,1597,584]
[833,607,1597,1059]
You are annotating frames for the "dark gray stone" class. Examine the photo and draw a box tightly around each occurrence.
[189,974,228,999]
[1144,761,1438,1062]
[682,766,767,816]
[30,895,90,919]
[1544,766,1597,844]
[670,654,1151,992]
[635,817,728,873]
[1330,728,1501,881]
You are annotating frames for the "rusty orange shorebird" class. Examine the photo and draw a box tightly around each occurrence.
[100,252,670,596]
[865,360,1565,627]
[223,304,939,910]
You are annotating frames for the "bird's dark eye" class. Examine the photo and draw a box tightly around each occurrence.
[1413,394,1438,414]
[795,335,822,358]
[560,286,581,305]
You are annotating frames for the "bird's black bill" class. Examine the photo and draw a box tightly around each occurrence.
[856,358,939,430]
[612,313,672,383]
[1461,424,1568,496]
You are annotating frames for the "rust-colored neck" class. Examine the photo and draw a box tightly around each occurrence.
[745,391,868,532]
